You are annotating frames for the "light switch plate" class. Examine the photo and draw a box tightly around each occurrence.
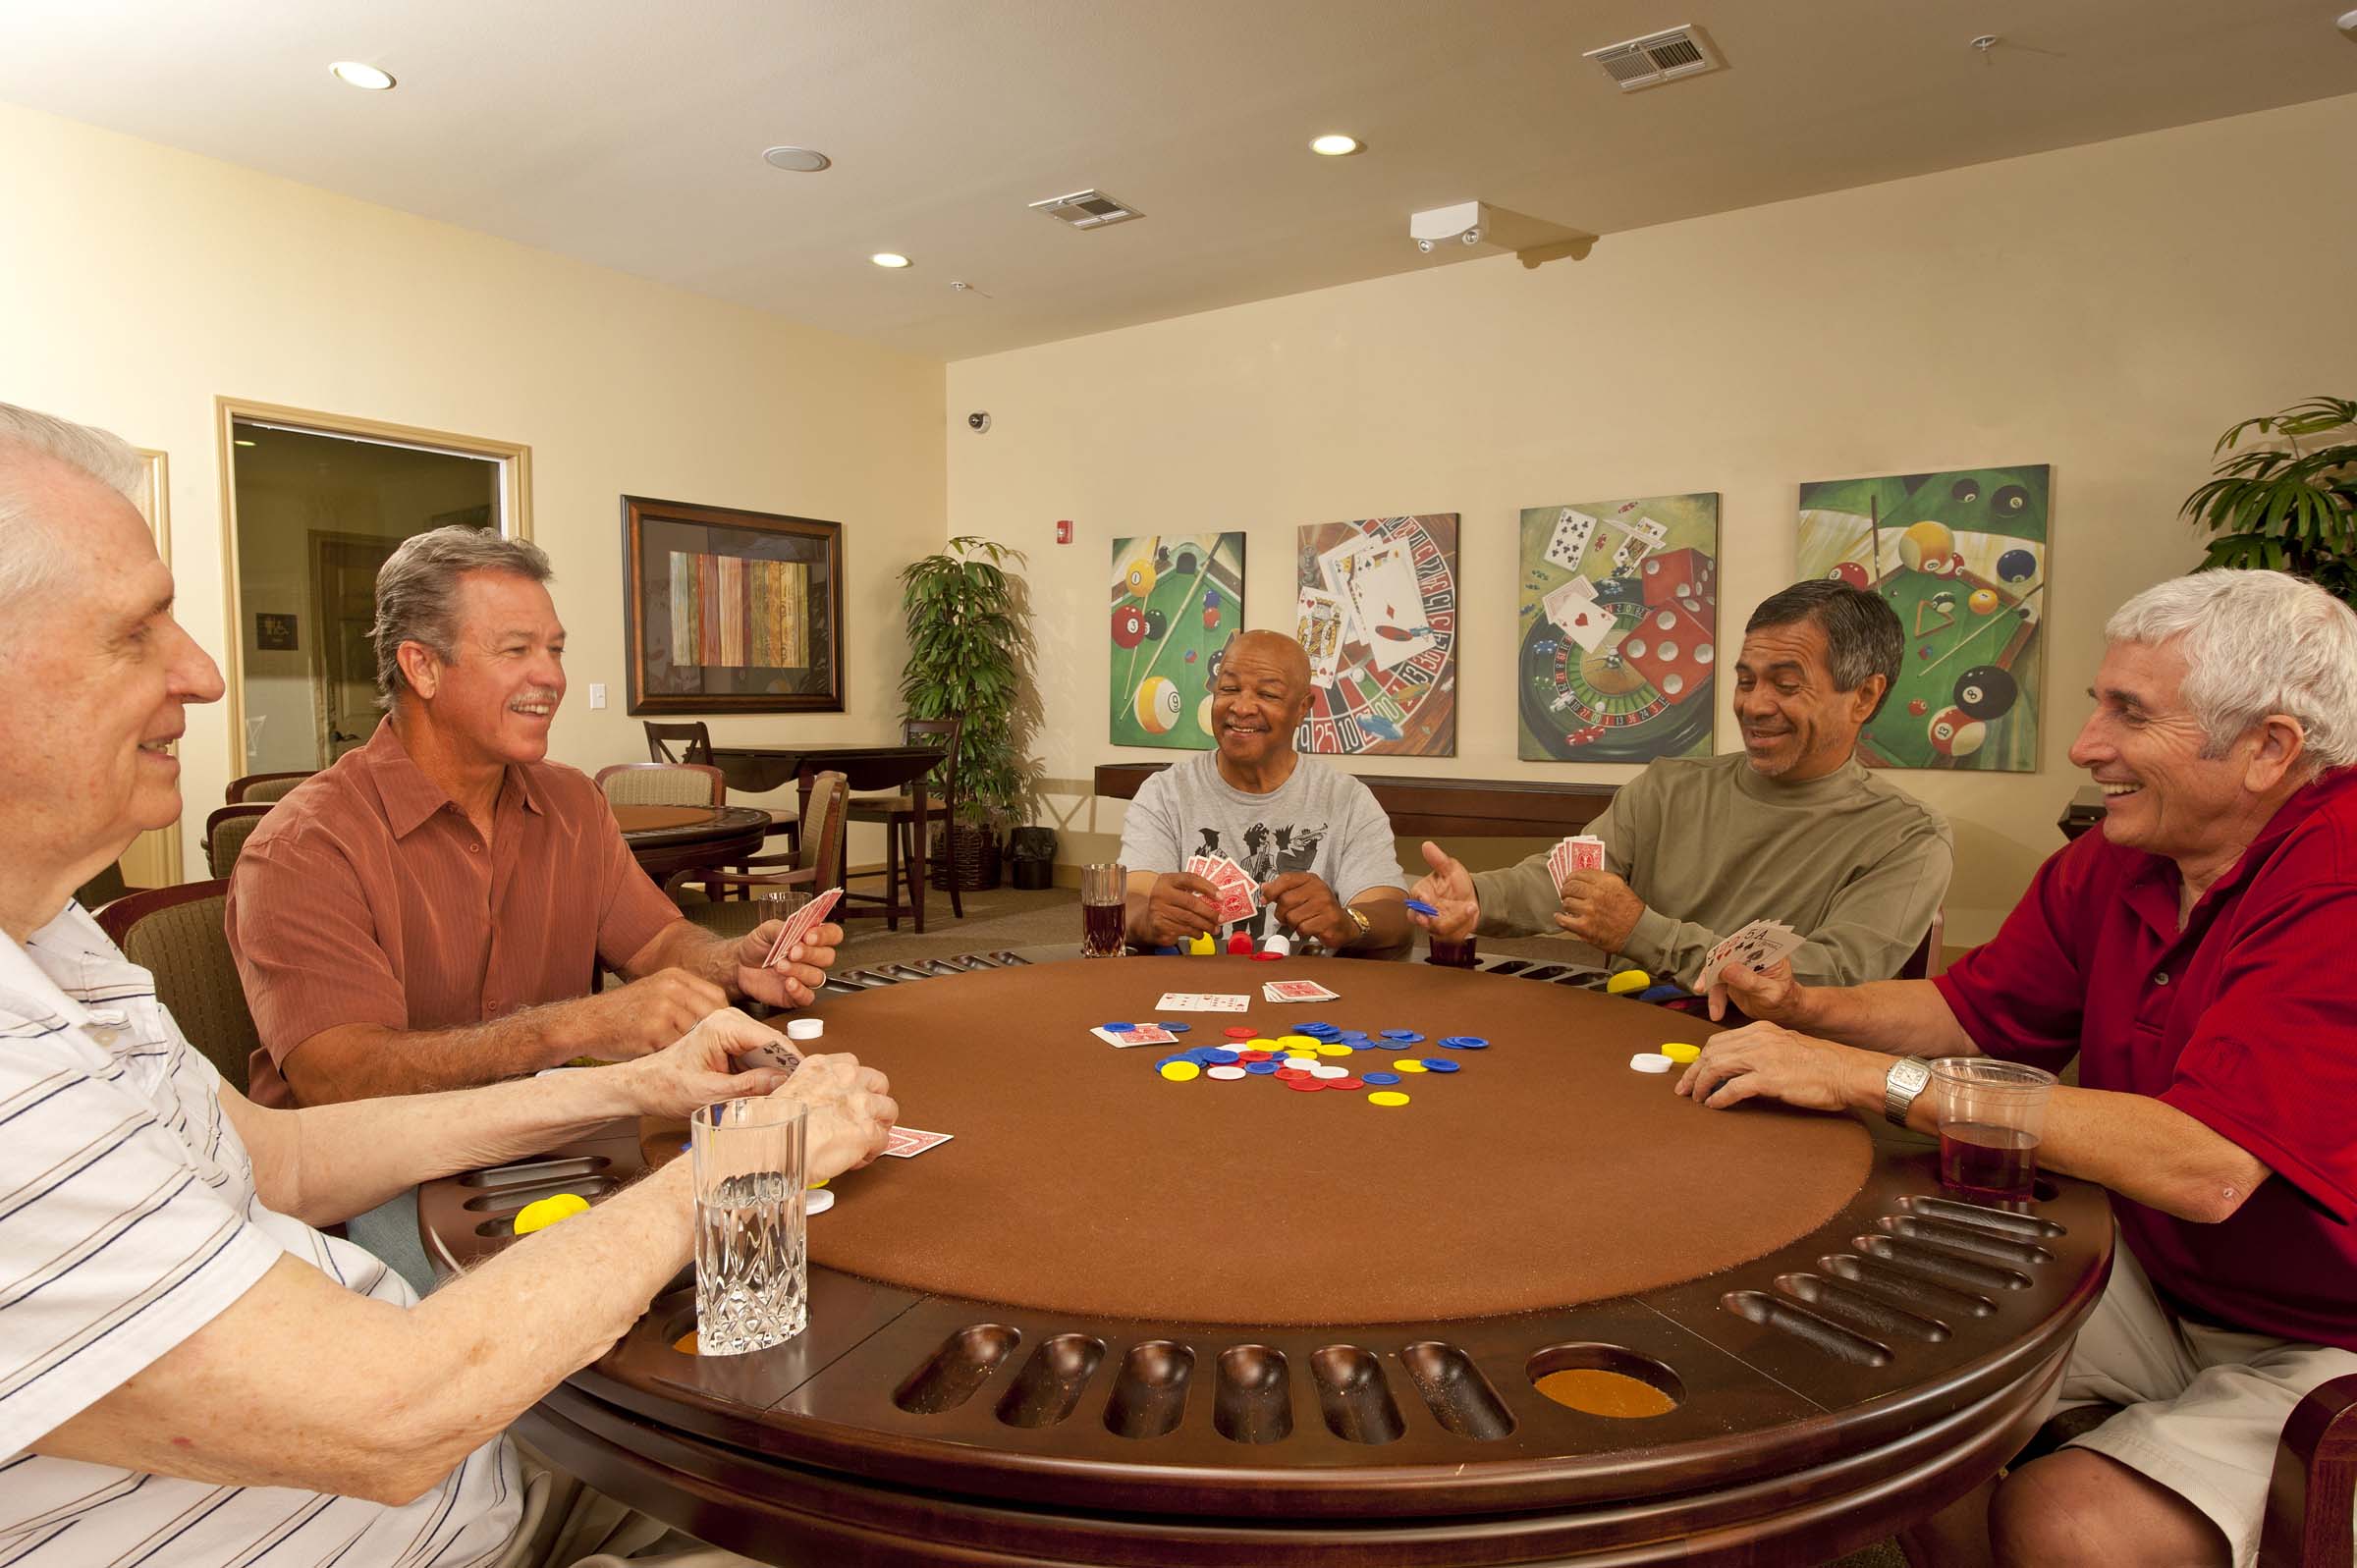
[588,683,608,710]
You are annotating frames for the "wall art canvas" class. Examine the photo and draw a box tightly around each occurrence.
[1108,531,1245,749]
[1293,514,1457,756]
[1796,464,2050,771]
[623,495,843,714]
[1516,493,1720,762]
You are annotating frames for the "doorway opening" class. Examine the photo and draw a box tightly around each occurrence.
[218,401,532,777]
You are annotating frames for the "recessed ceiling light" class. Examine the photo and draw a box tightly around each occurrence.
[761,145,832,173]
[1310,134,1362,157]
[870,252,911,269]
[329,61,396,91]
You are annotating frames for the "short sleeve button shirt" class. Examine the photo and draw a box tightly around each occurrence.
[1934,767,2357,1350]
[0,904,521,1565]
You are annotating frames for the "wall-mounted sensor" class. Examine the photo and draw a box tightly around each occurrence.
[967,411,991,433]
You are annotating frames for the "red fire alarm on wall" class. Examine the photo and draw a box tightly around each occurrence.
[1055,519,1073,545]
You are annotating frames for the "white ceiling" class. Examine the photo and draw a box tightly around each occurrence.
[3,1,2352,361]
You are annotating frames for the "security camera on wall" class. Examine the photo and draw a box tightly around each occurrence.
[1411,200,1490,254]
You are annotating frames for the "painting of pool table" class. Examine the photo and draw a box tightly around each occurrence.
[1796,465,2050,772]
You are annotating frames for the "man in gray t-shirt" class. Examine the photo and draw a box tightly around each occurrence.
[1120,631,1410,954]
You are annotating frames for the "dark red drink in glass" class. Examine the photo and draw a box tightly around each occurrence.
[1080,899,1125,958]
[1939,1121,2039,1206]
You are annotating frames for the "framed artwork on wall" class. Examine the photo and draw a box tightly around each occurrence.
[623,494,844,715]
[1292,514,1457,756]
[1108,531,1245,749]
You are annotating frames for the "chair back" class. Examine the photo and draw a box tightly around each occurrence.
[93,881,259,1093]
[205,803,274,879]
[1897,907,1947,981]
[799,770,850,889]
[906,715,962,815]
[596,762,725,808]
[227,770,313,804]
[644,721,714,766]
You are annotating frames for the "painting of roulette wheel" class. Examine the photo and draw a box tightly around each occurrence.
[1109,532,1246,749]
[1293,514,1458,757]
[1516,580,1716,762]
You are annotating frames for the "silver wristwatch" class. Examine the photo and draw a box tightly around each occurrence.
[1884,1056,1932,1127]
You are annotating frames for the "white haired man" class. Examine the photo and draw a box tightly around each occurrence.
[0,402,895,1565]
[1680,569,2357,1567]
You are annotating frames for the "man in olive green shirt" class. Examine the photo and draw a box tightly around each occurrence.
[1413,580,1952,994]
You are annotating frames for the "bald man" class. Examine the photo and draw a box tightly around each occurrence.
[1119,630,1411,954]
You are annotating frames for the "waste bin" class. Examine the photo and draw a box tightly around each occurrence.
[1008,826,1056,892]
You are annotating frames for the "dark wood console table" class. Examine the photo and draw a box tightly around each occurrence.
[1092,763,1616,838]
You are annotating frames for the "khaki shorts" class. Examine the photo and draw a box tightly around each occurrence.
[2056,1245,2357,1568]
[486,1439,762,1568]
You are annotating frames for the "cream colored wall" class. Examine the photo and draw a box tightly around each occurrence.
[949,92,2357,946]
[1,100,946,860]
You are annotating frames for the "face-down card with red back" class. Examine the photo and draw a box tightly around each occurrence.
[762,887,845,969]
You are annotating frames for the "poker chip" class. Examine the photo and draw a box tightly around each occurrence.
[1286,1078,1324,1092]
[1403,897,1438,916]
[1332,1077,1364,1091]
[1275,1067,1311,1082]
[1438,1035,1489,1050]
[1627,1053,1673,1074]
[1223,1026,1256,1039]
[1244,1060,1280,1075]
[1278,1035,1319,1051]
[1246,1038,1283,1051]
[1379,1028,1419,1041]
[1605,971,1652,996]
[1103,1022,1135,1032]
[1341,1032,1372,1045]
[1205,1064,1248,1081]
[1419,1058,1461,1074]
[1309,1062,1349,1080]
[1160,1060,1202,1082]
[1367,1091,1411,1108]
[805,1188,836,1217]
[1160,1022,1192,1033]
[1660,1043,1701,1063]
[1283,1055,1320,1070]
[1298,1021,1336,1032]
[1236,1049,1273,1062]
[1392,1059,1428,1073]
[1361,1071,1401,1086]
[1251,951,1284,961]
[1315,1044,1351,1057]
[1201,1049,1241,1065]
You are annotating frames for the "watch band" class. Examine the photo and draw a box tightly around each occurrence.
[1884,1056,1933,1127]
[1343,904,1373,946]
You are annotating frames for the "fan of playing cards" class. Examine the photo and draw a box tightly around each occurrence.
[761,888,844,969]
[1187,851,1263,926]
[1547,835,1607,891]
[1697,919,1804,993]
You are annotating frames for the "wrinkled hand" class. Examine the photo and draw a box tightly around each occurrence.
[1555,869,1646,954]
[1143,872,1222,944]
[767,1054,898,1181]
[1674,1020,1865,1113]
[622,1006,801,1119]
[1409,840,1479,942]
[1260,871,1353,948]
[1710,955,1805,1024]
[571,967,730,1060]
[734,921,843,1009]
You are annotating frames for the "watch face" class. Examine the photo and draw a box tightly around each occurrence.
[1891,1057,1931,1090]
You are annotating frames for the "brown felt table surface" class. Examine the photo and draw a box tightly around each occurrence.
[792,956,1872,1325]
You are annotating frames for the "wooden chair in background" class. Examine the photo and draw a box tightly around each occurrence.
[645,718,798,855]
[666,771,850,944]
[203,803,274,879]
[226,770,314,804]
[595,761,725,808]
[845,716,962,927]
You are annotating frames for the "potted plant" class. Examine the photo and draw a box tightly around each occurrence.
[2181,395,2357,607]
[898,536,1035,891]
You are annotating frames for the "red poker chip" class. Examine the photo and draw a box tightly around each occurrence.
[1222,1026,1256,1039]
[1285,1078,1324,1092]
[1250,951,1284,961]
[1236,1050,1273,1062]
[1332,1077,1364,1091]
[1274,1067,1310,1081]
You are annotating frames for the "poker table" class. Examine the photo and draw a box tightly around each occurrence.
[419,955,2112,1566]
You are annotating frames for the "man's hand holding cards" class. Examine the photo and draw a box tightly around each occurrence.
[1142,869,1225,944]
[1697,919,1805,1017]
[1186,851,1263,927]
[736,889,843,1009]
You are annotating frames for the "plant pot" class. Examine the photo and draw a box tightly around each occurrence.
[929,824,1003,892]
[1010,858,1054,891]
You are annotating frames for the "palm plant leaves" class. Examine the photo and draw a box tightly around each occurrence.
[899,536,1035,828]
[2182,396,2357,609]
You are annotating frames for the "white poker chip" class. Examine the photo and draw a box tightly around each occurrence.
[1309,1062,1349,1080]
[1628,1053,1674,1074]
[1205,1064,1248,1080]
[1283,1055,1320,1070]
[806,1188,836,1215]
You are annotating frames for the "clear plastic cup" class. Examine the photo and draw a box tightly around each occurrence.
[1928,1057,2057,1207]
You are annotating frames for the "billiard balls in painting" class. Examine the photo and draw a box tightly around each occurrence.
[1898,520,1954,572]
[1953,664,2019,721]
[1170,542,1202,576]
[1827,562,1871,588]
[1930,590,1958,615]
[1197,695,1215,732]
[1141,609,1168,640]
[1968,588,2001,616]
[1111,605,1147,649]
[1134,676,1182,734]
[1908,699,1929,717]
[1203,606,1220,630]
[1929,707,1987,759]
[1124,559,1157,599]
[1997,547,2039,583]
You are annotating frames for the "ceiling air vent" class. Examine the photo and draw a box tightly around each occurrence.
[1584,25,1722,91]
[1029,189,1144,230]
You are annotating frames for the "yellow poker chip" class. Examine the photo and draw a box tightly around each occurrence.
[1367,1091,1411,1108]
[1605,970,1653,996]
[1278,1035,1319,1051]
[1392,1058,1428,1073]
[1316,1044,1351,1057]
[1159,1060,1202,1083]
[513,1192,591,1235]
[1246,1038,1284,1051]
[1660,1043,1701,1063]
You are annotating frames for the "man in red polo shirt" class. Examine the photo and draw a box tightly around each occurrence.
[1678,568,2357,1568]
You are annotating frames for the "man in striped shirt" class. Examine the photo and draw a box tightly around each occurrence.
[0,402,897,1566]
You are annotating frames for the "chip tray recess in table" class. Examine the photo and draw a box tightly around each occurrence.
[421,956,2112,1567]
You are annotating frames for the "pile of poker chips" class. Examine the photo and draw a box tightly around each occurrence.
[1142,1019,1489,1108]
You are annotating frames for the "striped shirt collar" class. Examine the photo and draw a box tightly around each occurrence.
[0,900,141,1037]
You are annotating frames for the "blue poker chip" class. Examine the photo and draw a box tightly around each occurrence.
[1362,1071,1401,1086]
[1438,1035,1490,1050]
[1403,897,1438,916]
[1342,1032,1372,1043]
[1298,1020,1336,1031]
[1104,1022,1135,1032]
[1244,1060,1281,1075]
[1155,1055,1186,1070]
[1419,1058,1461,1074]
[1160,1021,1192,1033]
[1380,1029,1425,1044]
[1153,946,1182,955]
[1201,1049,1241,1065]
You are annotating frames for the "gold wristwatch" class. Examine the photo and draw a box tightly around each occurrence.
[1342,905,1372,946]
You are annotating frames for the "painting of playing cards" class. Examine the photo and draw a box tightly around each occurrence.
[1293,514,1457,757]
[1516,493,1719,762]
[1796,465,2049,772]
[1109,532,1246,749]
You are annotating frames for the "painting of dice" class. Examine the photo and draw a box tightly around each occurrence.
[1617,599,1715,705]
[1639,547,1716,609]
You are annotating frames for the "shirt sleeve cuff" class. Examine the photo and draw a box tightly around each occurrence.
[2160,1082,2356,1224]
[1623,907,1677,974]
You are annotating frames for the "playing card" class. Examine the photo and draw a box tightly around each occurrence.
[1564,835,1606,874]
[883,1127,953,1159]
[1545,508,1599,571]
[1631,513,1669,546]
[1542,578,1615,652]
[1611,530,1654,573]
[739,1040,803,1078]
[1343,543,1436,672]
[761,887,845,969]
[1092,1025,1180,1048]
[1696,920,1803,992]
[1194,852,1261,924]
[1154,991,1250,1012]
[1263,979,1341,1002]
[1294,586,1347,687]
[1313,535,1374,636]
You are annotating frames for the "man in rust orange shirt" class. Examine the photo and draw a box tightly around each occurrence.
[227,526,841,1110]
[1679,569,2357,1567]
